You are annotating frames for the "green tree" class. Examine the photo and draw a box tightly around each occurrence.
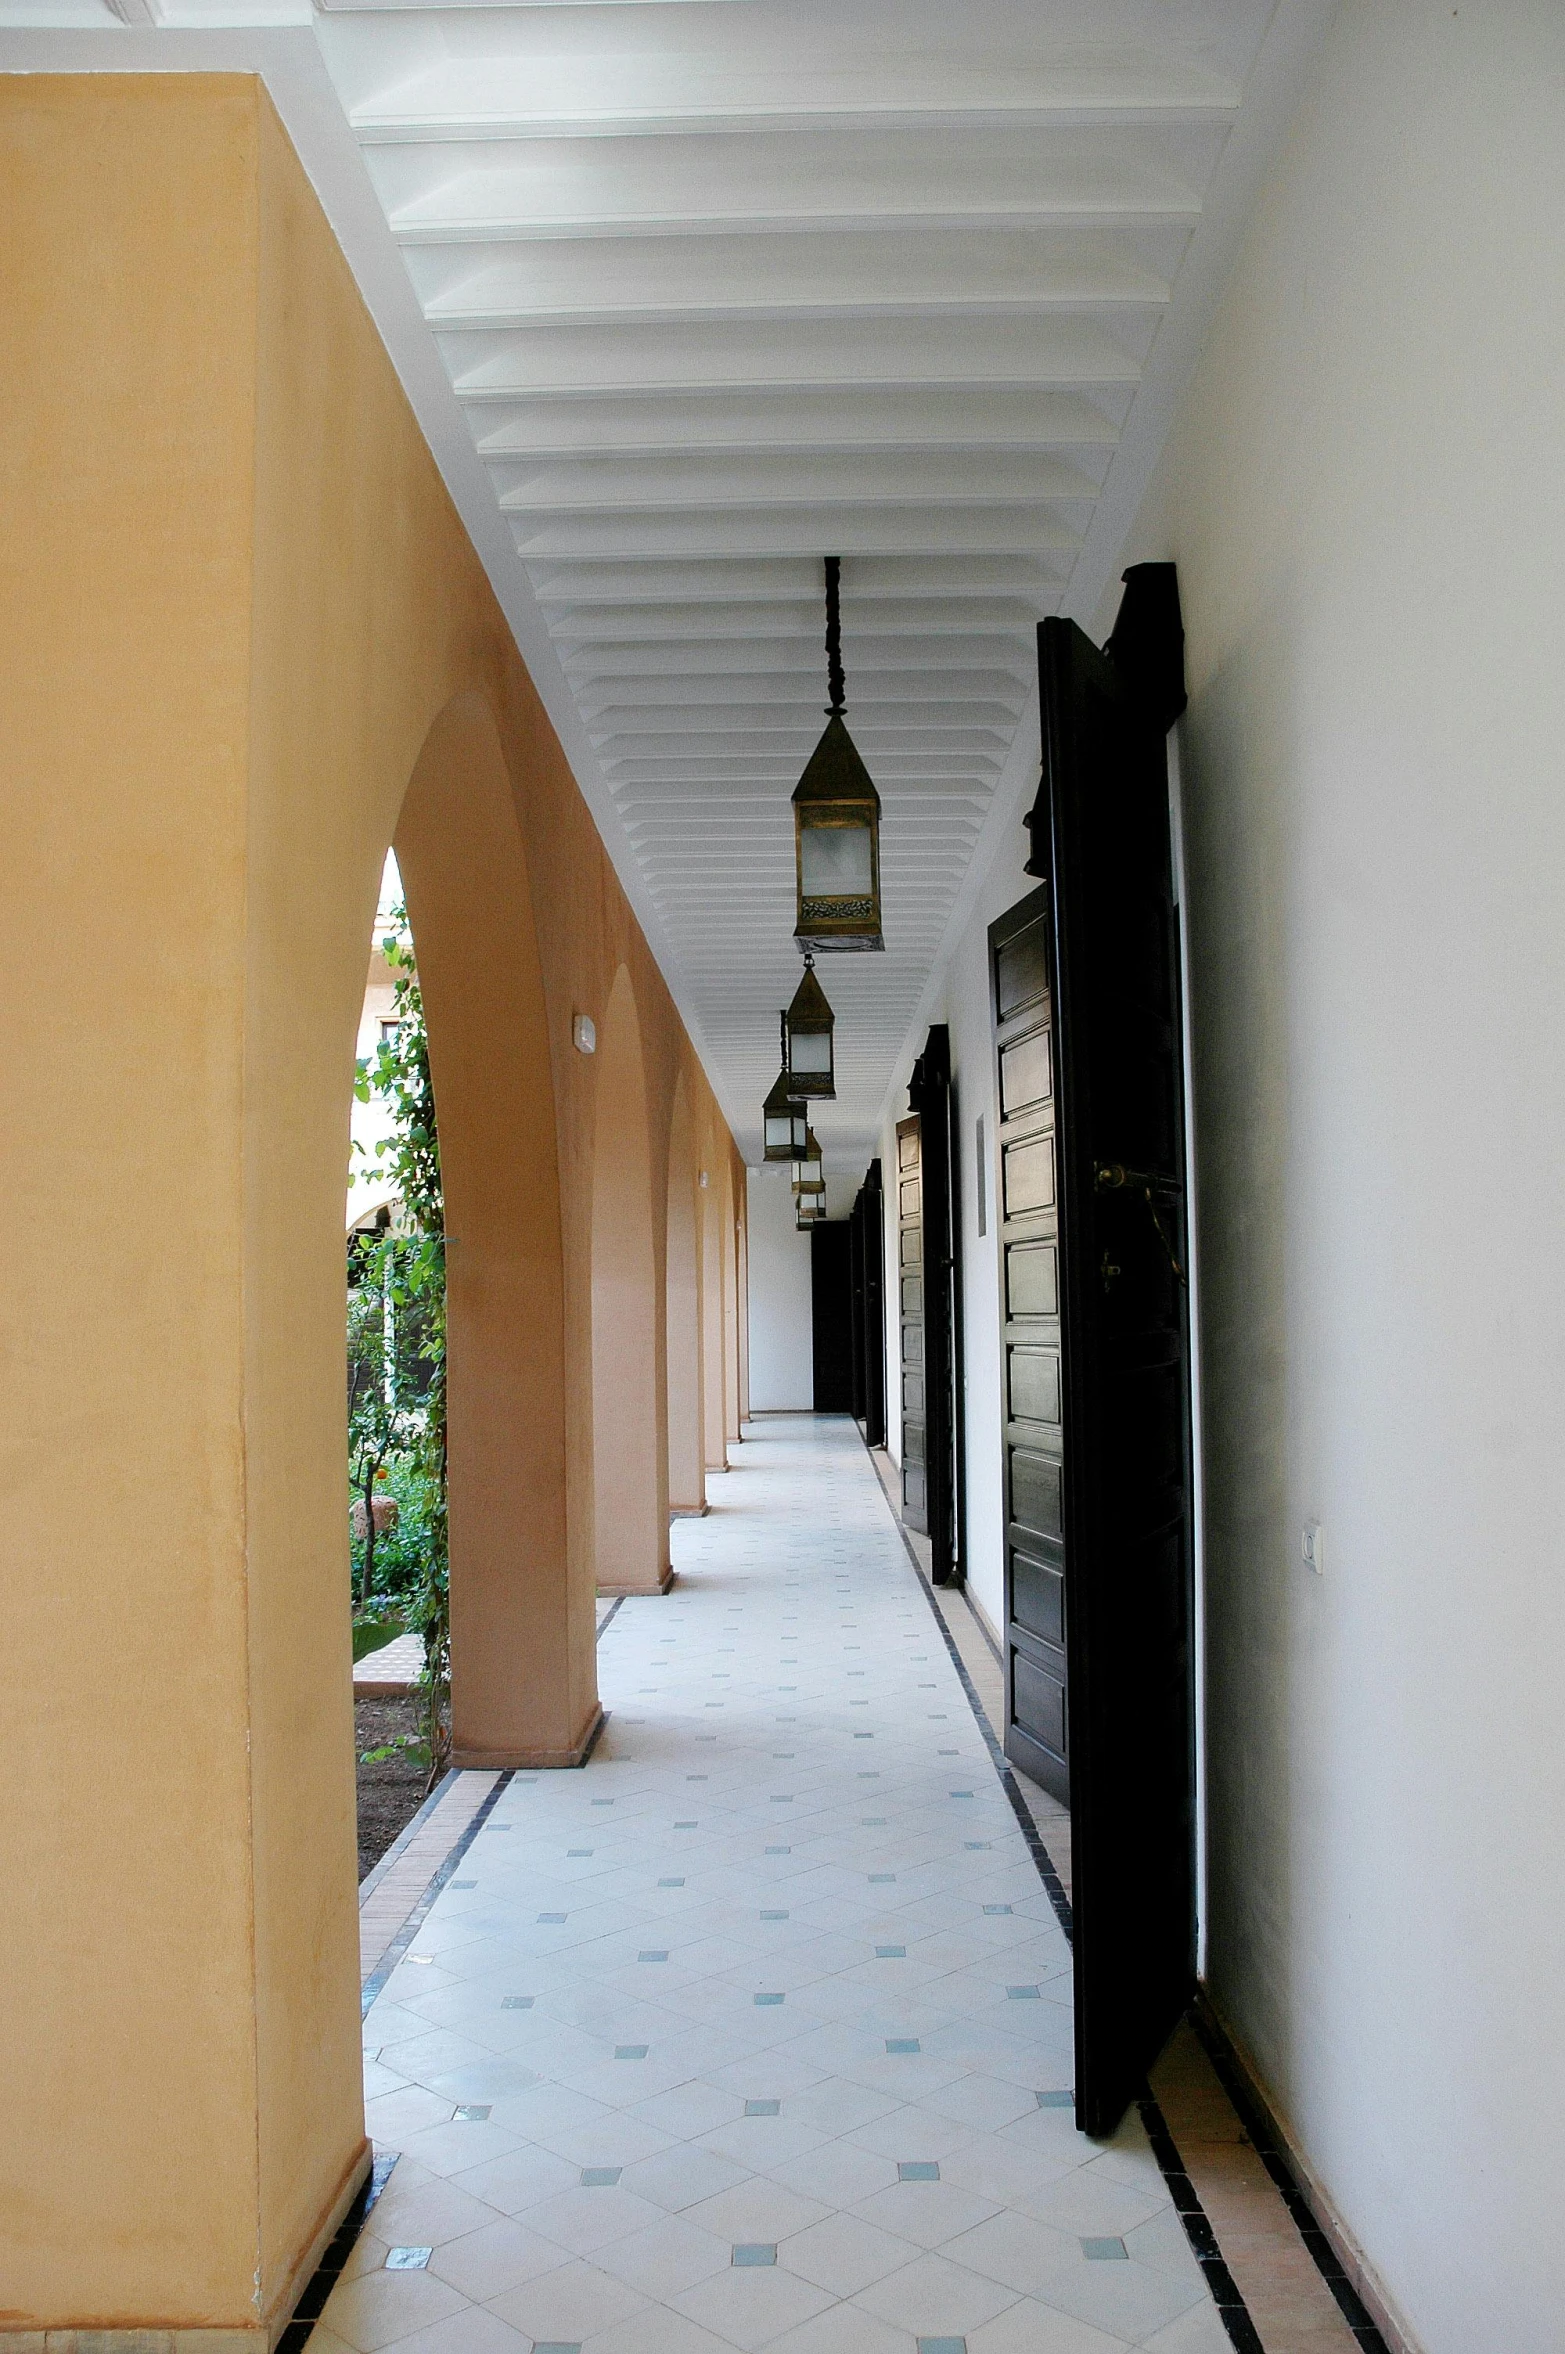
[352,909,449,1787]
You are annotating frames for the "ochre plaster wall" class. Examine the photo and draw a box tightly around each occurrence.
[1,74,739,2333]
[1,74,268,2328]
[590,967,670,1592]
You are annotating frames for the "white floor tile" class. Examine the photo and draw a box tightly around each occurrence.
[338,1420,1230,2354]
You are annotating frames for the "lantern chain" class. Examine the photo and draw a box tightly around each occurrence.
[824,555,845,716]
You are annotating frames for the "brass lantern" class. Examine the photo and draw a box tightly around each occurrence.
[762,1064,808,1162]
[792,1127,824,1199]
[785,956,836,1098]
[793,557,883,954]
[796,1195,827,1230]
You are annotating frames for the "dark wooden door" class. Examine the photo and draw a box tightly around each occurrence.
[1025,561,1195,2138]
[853,1160,887,1448]
[810,1222,855,1410]
[909,1027,961,1585]
[849,1195,867,1420]
[896,1116,927,1527]
[990,887,1067,1800]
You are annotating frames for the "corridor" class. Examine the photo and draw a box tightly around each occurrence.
[324,1420,1226,2354]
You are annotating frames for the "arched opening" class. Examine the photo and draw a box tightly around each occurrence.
[395,693,596,1766]
[590,967,670,1592]
[666,1072,706,1517]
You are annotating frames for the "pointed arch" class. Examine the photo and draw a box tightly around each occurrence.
[590,966,670,1591]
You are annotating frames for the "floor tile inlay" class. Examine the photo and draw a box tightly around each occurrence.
[336,1418,1232,2353]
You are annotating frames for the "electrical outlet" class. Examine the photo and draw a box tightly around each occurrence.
[1301,1520,1324,1575]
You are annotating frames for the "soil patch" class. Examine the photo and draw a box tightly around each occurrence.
[356,1695,429,1881]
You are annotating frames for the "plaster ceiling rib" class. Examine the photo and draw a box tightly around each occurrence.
[304,0,1264,1169]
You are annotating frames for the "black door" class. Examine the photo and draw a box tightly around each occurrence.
[849,1194,867,1421]
[990,888,1067,1800]
[810,1222,854,1410]
[1025,562,1195,2138]
[896,1116,927,1526]
[852,1160,887,1448]
[908,1027,962,1585]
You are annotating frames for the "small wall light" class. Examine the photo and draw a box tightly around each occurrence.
[792,558,883,954]
[784,957,836,1098]
[573,1013,597,1054]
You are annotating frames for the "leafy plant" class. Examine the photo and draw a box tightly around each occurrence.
[350,905,450,1790]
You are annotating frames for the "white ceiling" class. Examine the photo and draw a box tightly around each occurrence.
[0,0,1330,1176]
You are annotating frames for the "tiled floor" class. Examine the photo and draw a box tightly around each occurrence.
[322,1416,1235,2354]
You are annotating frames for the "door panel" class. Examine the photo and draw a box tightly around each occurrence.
[989,888,1067,1802]
[1023,561,1195,2139]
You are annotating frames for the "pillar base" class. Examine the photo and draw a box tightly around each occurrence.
[453,1705,606,1771]
[0,2332,263,2351]
[596,1565,675,1596]
[669,1503,709,1519]
[1,2140,375,2354]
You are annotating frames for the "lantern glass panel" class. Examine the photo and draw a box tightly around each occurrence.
[762,1065,808,1160]
[788,1029,833,1077]
[799,820,874,899]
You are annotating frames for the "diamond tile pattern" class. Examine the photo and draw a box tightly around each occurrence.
[333,1418,1216,2350]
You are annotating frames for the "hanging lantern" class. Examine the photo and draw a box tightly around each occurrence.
[792,1128,825,1198]
[796,1196,827,1230]
[762,1064,809,1162]
[784,955,836,1098]
[793,556,883,954]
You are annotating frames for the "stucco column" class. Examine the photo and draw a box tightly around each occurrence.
[701,1158,730,1473]
[397,697,595,1761]
[666,1077,708,1515]
[0,77,368,2339]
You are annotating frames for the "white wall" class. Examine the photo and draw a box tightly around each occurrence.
[1121,4,1565,2344]
[744,1163,815,1409]
[874,7,1565,2342]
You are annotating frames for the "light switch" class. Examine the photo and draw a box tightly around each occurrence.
[1301,1521,1324,1575]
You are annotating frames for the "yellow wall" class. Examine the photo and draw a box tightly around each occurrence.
[0,73,743,2332]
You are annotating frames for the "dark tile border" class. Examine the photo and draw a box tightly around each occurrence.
[857,1427,1267,2354]
[1188,2001,1393,2352]
[360,1768,515,2020]
[273,2151,398,2354]
[357,1764,463,1909]
[283,1563,636,2343]
[1137,2094,1266,2352]
[863,1434,1073,1943]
